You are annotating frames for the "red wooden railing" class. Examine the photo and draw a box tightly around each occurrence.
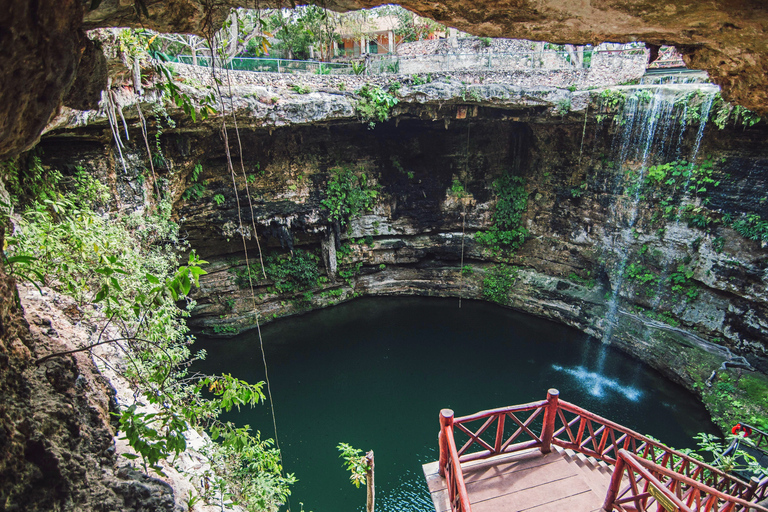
[437,389,768,512]
[439,410,471,512]
[551,400,762,502]
[604,450,768,512]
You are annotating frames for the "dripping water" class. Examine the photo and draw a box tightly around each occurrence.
[601,86,716,343]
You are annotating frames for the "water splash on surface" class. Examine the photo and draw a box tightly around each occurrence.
[552,364,643,401]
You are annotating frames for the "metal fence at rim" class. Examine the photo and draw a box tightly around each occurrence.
[169,47,662,76]
[170,55,355,75]
[366,48,652,73]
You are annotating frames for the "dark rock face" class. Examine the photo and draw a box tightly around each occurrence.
[0,272,180,511]
[0,180,176,510]
[1,0,80,160]
[36,105,768,380]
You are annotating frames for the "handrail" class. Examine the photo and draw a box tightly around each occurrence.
[450,397,551,463]
[604,450,768,512]
[436,390,768,512]
[553,400,755,500]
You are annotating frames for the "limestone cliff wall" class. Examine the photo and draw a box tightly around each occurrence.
[36,87,768,387]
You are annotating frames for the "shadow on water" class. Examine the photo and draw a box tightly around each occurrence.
[192,296,718,512]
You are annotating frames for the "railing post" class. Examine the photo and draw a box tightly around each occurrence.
[540,388,559,454]
[743,476,760,501]
[602,453,626,512]
[438,409,454,478]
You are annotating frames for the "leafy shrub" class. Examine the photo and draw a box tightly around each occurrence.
[482,265,518,305]
[669,264,699,301]
[1,152,63,207]
[731,213,768,242]
[355,84,398,128]
[321,167,379,227]
[182,162,206,201]
[626,263,659,295]
[5,163,294,509]
[291,84,311,94]
[264,249,320,294]
[475,174,529,253]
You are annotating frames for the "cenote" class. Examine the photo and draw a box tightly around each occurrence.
[193,296,718,512]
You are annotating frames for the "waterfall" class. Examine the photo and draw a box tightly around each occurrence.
[599,85,718,344]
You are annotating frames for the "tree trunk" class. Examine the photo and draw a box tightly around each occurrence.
[565,44,582,68]
[365,451,375,512]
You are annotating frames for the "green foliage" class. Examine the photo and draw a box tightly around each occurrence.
[212,194,226,206]
[461,265,474,276]
[738,376,768,410]
[570,181,588,198]
[568,271,596,289]
[1,152,63,207]
[555,98,571,115]
[339,261,363,286]
[642,309,681,327]
[599,89,627,111]
[694,433,768,477]
[7,170,292,509]
[644,159,719,198]
[321,167,379,227]
[263,250,320,294]
[184,183,206,201]
[182,163,206,201]
[337,443,370,489]
[450,179,466,199]
[119,404,187,475]
[680,205,715,229]
[351,61,366,75]
[291,84,311,94]
[118,29,217,122]
[625,263,659,295]
[410,74,433,86]
[267,5,337,61]
[213,324,239,335]
[314,63,332,75]
[711,94,761,130]
[731,213,768,242]
[479,37,492,47]
[475,175,529,253]
[670,264,699,302]
[482,265,518,305]
[355,84,399,128]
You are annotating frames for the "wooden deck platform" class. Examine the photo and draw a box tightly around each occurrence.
[423,446,615,512]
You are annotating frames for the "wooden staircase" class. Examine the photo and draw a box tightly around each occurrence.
[424,446,616,512]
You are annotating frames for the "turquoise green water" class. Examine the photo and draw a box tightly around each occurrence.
[192,297,717,512]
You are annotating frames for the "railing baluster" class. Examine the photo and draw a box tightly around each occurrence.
[603,455,626,511]
[494,413,505,454]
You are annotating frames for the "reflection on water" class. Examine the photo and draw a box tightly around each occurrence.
[192,297,717,512]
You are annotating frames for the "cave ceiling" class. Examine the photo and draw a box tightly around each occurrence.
[1,0,767,160]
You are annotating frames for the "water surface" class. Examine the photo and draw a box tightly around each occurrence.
[193,297,717,512]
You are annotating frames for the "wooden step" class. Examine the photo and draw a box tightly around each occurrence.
[423,447,613,512]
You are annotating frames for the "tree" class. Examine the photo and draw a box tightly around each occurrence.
[269,6,341,61]
[338,443,375,512]
[379,5,445,47]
